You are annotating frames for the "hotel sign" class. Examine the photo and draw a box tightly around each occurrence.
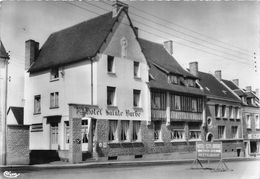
[74,105,142,118]
[196,142,222,159]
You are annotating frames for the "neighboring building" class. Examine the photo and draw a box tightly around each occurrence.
[24,2,206,163]
[0,40,10,165]
[191,65,243,157]
[223,79,260,156]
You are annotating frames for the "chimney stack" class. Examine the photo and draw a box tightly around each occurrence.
[163,40,173,55]
[112,1,128,17]
[246,86,252,92]
[25,39,39,71]
[189,62,198,77]
[232,79,239,87]
[214,70,222,81]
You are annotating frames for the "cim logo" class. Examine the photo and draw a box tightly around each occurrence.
[3,171,20,178]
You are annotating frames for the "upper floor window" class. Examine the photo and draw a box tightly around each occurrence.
[231,126,238,138]
[215,104,221,118]
[168,75,178,84]
[107,86,116,106]
[151,91,166,110]
[34,95,41,114]
[191,99,197,112]
[50,92,59,108]
[256,115,260,129]
[222,105,227,118]
[134,61,140,78]
[133,89,141,107]
[229,106,234,119]
[50,68,59,81]
[246,115,251,128]
[186,79,195,87]
[235,107,240,119]
[107,55,115,73]
[174,95,181,110]
[217,126,225,139]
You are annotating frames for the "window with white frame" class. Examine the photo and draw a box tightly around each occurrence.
[107,86,116,106]
[120,120,129,142]
[246,115,251,128]
[191,99,197,112]
[235,107,240,119]
[231,126,238,138]
[133,61,140,78]
[108,120,118,142]
[154,121,162,141]
[50,92,59,108]
[132,121,141,141]
[34,95,41,114]
[189,130,201,140]
[133,89,141,107]
[50,68,59,80]
[81,120,88,143]
[256,115,260,129]
[171,129,185,140]
[217,126,225,139]
[107,55,115,73]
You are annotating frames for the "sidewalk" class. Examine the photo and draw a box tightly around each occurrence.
[1,156,259,171]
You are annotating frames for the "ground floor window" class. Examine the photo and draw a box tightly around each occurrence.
[109,120,118,142]
[132,121,141,141]
[189,130,201,140]
[65,121,70,144]
[121,120,130,141]
[154,121,162,141]
[171,130,185,140]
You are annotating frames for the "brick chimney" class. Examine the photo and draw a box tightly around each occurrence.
[163,40,173,55]
[214,70,222,81]
[189,62,198,77]
[232,79,239,87]
[112,1,128,17]
[25,39,39,71]
[246,86,252,92]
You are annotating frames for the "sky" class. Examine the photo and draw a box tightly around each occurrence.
[0,1,259,106]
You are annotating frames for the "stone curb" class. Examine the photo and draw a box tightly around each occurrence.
[0,157,259,171]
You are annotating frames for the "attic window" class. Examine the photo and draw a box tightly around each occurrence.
[50,68,59,81]
[168,75,178,84]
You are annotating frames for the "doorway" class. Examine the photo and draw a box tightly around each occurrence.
[50,122,59,150]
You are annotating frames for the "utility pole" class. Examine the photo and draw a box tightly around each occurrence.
[0,40,10,165]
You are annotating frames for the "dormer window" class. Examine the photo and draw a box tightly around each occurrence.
[50,68,59,81]
[186,79,195,87]
[168,75,178,84]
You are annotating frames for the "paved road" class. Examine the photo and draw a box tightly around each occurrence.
[1,160,260,179]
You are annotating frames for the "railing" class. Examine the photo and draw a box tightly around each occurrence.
[170,111,202,121]
[151,109,166,121]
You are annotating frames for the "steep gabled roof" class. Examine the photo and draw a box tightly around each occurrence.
[7,106,24,125]
[0,40,9,59]
[149,63,204,96]
[139,38,196,79]
[29,11,118,73]
[222,79,246,97]
[198,72,240,102]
